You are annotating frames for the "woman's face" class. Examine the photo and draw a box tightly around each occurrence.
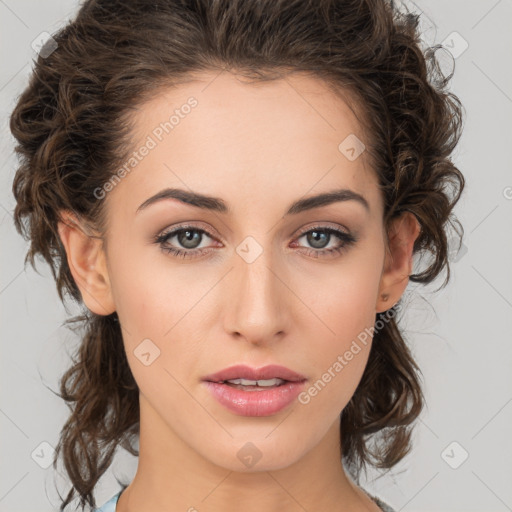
[86,71,402,471]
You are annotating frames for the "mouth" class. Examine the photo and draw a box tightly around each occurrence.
[202,363,307,384]
[214,377,290,391]
[201,364,307,416]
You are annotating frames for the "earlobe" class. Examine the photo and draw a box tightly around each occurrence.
[376,211,421,313]
[57,210,116,315]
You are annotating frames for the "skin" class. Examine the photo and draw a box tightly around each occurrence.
[57,71,420,512]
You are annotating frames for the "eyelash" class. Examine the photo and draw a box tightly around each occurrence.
[154,224,357,260]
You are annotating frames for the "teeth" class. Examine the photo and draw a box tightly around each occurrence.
[224,378,285,387]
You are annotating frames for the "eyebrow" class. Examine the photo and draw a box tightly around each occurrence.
[136,187,370,215]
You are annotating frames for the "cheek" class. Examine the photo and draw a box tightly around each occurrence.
[106,245,213,381]
[294,248,383,410]
[106,232,186,334]
[299,244,382,342]
[296,290,376,418]
[112,265,201,414]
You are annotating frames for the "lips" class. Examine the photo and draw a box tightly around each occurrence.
[201,364,307,416]
[202,364,307,384]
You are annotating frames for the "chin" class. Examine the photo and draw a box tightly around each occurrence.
[200,433,310,473]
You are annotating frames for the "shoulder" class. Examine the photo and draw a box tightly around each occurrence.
[367,493,396,512]
[363,488,396,512]
[93,491,122,512]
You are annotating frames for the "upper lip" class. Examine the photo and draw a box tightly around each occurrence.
[202,364,306,383]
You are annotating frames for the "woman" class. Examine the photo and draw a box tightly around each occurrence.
[9,0,465,511]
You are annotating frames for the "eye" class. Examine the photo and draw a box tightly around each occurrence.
[154,225,219,259]
[291,225,357,258]
[154,223,357,260]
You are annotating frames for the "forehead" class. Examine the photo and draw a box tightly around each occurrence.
[129,70,368,147]
[107,70,382,221]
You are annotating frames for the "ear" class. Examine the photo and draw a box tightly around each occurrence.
[376,211,421,313]
[57,210,116,315]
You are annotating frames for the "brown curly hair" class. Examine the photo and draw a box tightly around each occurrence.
[9,0,465,510]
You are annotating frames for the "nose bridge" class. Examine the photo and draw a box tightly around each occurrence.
[224,234,288,342]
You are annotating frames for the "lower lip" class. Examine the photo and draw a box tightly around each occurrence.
[202,380,307,417]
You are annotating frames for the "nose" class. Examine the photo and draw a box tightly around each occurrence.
[223,240,290,346]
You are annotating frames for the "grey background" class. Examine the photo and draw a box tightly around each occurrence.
[1,1,511,511]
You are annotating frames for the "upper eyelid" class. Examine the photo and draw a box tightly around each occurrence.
[159,222,219,238]
[295,223,350,236]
